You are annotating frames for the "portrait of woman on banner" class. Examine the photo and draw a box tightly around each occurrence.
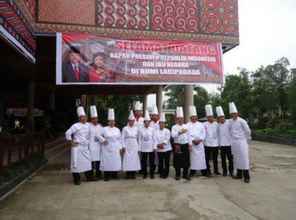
[89,52,115,82]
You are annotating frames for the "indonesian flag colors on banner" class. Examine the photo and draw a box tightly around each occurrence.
[56,33,224,85]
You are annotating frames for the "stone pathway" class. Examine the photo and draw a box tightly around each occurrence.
[0,141,296,220]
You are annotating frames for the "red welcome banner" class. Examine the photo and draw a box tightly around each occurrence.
[56,33,223,85]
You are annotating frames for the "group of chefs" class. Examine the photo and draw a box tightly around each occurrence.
[65,101,252,185]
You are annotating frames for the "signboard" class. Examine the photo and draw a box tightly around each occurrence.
[56,33,223,85]
[6,108,44,117]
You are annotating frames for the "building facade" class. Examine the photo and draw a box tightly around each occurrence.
[0,0,239,128]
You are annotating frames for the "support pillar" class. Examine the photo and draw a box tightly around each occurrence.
[81,95,87,107]
[0,94,4,127]
[143,94,148,113]
[156,86,163,113]
[49,90,55,111]
[26,81,35,133]
[184,85,194,122]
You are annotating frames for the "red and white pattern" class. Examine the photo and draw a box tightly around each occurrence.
[0,0,36,55]
[23,0,36,18]
[151,0,199,33]
[96,0,149,30]
[200,0,239,36]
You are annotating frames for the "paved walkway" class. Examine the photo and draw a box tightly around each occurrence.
[0,141,296,220]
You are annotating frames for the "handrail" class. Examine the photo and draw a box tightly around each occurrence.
[0,132,46,171]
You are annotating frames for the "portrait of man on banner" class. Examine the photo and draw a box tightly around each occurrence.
[62,46,90,83]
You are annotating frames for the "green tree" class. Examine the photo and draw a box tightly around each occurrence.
[221,69,253,120]
[250,57,291,127]
[251,66,278,128]
[165,85,210,117]
[288,68,296,126]
[94,95,142,129]
[266,57,290,119]
[165,86,185,109]
[193,86,209,117]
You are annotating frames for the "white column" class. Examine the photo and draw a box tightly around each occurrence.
[184,85,194,122]
[156,86,163,113]
[81,95,87,107]
[143,94,148,113]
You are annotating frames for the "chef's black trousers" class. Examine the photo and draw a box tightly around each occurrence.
[190,169,208,176]
[205,146,219,174]
[72,170,92,184]
[236,169,250,180]
[173,144,190,178]
[158,151,171,178]
[220,146,234,175]
[141,152,155,177]
[92,161,102,178]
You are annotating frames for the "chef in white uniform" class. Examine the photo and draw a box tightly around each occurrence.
[149,106,160,130]
[187,106,207,177]
[216,106,234,177]
[134,101,144,129]
[122,110,141,179]
[171,107,192,181]
[139,110,156,179]
[100,109,122,181]
[203,104,220,176]
[154,113,172,179]
[65,106,93,185]
[229,102,252,183]
[149,105,160,173]
[133,101,144,175]
[89,105,105,180]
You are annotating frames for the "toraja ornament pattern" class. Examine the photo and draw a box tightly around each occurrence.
[33,0,238,44]
[151,0,199,33]
[0,0,239,60]
[96,0,149,30]
[200,0,239,36]
[23,0,36,18]
[150,0,238,36]
[0,0,36,55]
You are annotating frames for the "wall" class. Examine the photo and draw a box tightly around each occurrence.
[35,0,239,44]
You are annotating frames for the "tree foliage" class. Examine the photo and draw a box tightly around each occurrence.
[165,57,296,129]
[94,95,142,129]
[165,86,185,109]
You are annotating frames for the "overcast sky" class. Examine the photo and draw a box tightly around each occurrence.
[148,0,296,106]
[224,0,296,74]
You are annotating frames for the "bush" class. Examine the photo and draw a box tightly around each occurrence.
[256,128,296,138]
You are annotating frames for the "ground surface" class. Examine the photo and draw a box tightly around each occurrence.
[0,141,296,220]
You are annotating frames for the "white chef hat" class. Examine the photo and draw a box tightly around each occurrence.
[128,110,135,120]
[205,104,214,117]
[108,108,115,120]
[151,106,159,115]
[176,106,184,118]
[216,106,225,117]
[90,105,98,118]
[77,106,86,117]
[189,105,197,117]
[229,102,238,114]
[144,110,151,121]
[134,101,143,111]
[159,112,166,122]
